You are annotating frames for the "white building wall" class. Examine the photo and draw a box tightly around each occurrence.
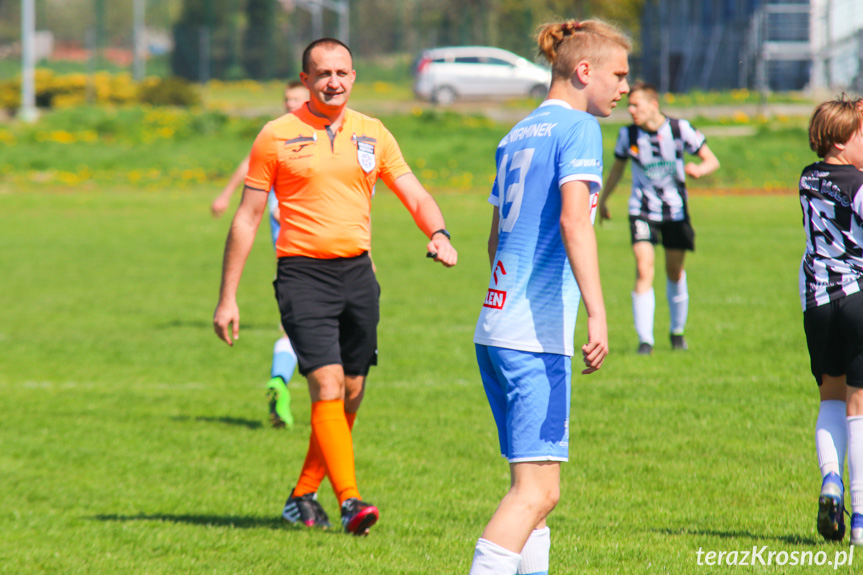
[811,0,863,90]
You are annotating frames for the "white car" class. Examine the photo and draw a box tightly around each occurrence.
[413,46,551,105]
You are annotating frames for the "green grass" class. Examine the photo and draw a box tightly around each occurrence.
[0,105,817,197]
[0,168,841,573]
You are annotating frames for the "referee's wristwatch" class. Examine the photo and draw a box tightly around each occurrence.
[430,228,451,240]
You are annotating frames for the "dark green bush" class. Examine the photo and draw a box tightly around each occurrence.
[137,77,202,107]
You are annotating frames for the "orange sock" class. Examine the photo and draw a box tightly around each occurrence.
[294,400,359,504]
[294,411,357,497]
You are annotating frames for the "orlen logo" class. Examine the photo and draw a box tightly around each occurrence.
[484,289,506,309]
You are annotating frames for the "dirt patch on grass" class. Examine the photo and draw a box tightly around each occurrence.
[690,187,796,196]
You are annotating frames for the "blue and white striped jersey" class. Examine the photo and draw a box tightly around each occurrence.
[473,100,604,356]
[799,162,863,311]
[614,118,705,222]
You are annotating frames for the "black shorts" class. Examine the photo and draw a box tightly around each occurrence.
[804,290,863,387]
[273,252,379,377]
[629,216,695,251]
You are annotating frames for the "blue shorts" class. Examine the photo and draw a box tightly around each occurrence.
[475,344,571,462]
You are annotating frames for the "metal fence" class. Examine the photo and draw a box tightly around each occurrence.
[810,0,863,92]
[640,0,812,93]
[6,0,862,94]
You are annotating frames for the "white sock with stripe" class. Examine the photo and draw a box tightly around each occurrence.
[517,527,550,575]
[667,272,689,335]
[632,289,655,345]
[469,538,522,575]
[817,400,847,477]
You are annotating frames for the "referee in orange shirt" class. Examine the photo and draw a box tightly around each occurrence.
[213,38,457,536]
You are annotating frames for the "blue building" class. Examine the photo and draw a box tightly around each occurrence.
[640,0,811,92]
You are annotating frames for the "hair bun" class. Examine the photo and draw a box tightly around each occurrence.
[562,21,581,36]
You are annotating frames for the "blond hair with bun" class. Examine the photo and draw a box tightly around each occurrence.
[536,19,631,81]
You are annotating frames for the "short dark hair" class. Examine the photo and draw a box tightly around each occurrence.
[629,82,659,103]
[302,38,353,73]
[286,79,304,90]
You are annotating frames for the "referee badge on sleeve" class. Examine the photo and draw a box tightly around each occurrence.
[357,141,376,173]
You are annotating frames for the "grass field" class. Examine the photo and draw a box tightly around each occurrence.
[0,103,814,198]
[1,164,842,573]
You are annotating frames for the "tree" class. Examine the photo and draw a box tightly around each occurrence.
[242,0,274,79]
[171,0,233,81]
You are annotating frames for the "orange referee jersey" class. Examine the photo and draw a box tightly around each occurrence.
[245,104,412,259]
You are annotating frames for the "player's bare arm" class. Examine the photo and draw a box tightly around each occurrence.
[560,180,608,374]
[213,186,268,345]
[685,143,720,179]
[212,155,251,218]
[598,157,627,221]
[390,172,457,267]
[487,207,500,268]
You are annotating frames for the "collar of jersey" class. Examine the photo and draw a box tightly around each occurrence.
[539,99,572,110]
[294,103,351,131]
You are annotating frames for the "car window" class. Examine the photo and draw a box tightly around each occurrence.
[484,57,513,67]
[454,56,482,64]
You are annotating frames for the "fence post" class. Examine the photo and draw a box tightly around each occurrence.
[133,0,146,81]
[857,29,863,95]
[199,26,210,84]
[20,0,37,122]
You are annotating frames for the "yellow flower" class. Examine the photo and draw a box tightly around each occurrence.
[732,111,750,124]
[57,171,80,186]
[50,131,76,144]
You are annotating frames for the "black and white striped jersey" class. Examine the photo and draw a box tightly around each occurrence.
[613,118,705,222]
[799,162,863,311]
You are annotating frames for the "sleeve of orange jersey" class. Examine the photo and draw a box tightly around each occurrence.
[377,125,412,189]
[244,121,279,192]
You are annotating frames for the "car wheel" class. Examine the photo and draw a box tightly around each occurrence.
[529,84,548,99]
[433,86,457,106]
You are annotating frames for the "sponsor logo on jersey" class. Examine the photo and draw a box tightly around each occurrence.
[800,175,820,192]
[493,260,507,285]
[570,158,601,168]
[285,135,316,153]
[819,180,852,207]
[644,160,677,180]
[483,289,507,309]
[803,176,852,206]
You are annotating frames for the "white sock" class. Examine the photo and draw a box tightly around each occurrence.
[632,289,655,345]
[469,538,522,575]
[270,336,297,382]
[667,272,689,335]
[817,400,847,477]
[273,336,295,357]
[847,416,863,514]
[518,527,550,575]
